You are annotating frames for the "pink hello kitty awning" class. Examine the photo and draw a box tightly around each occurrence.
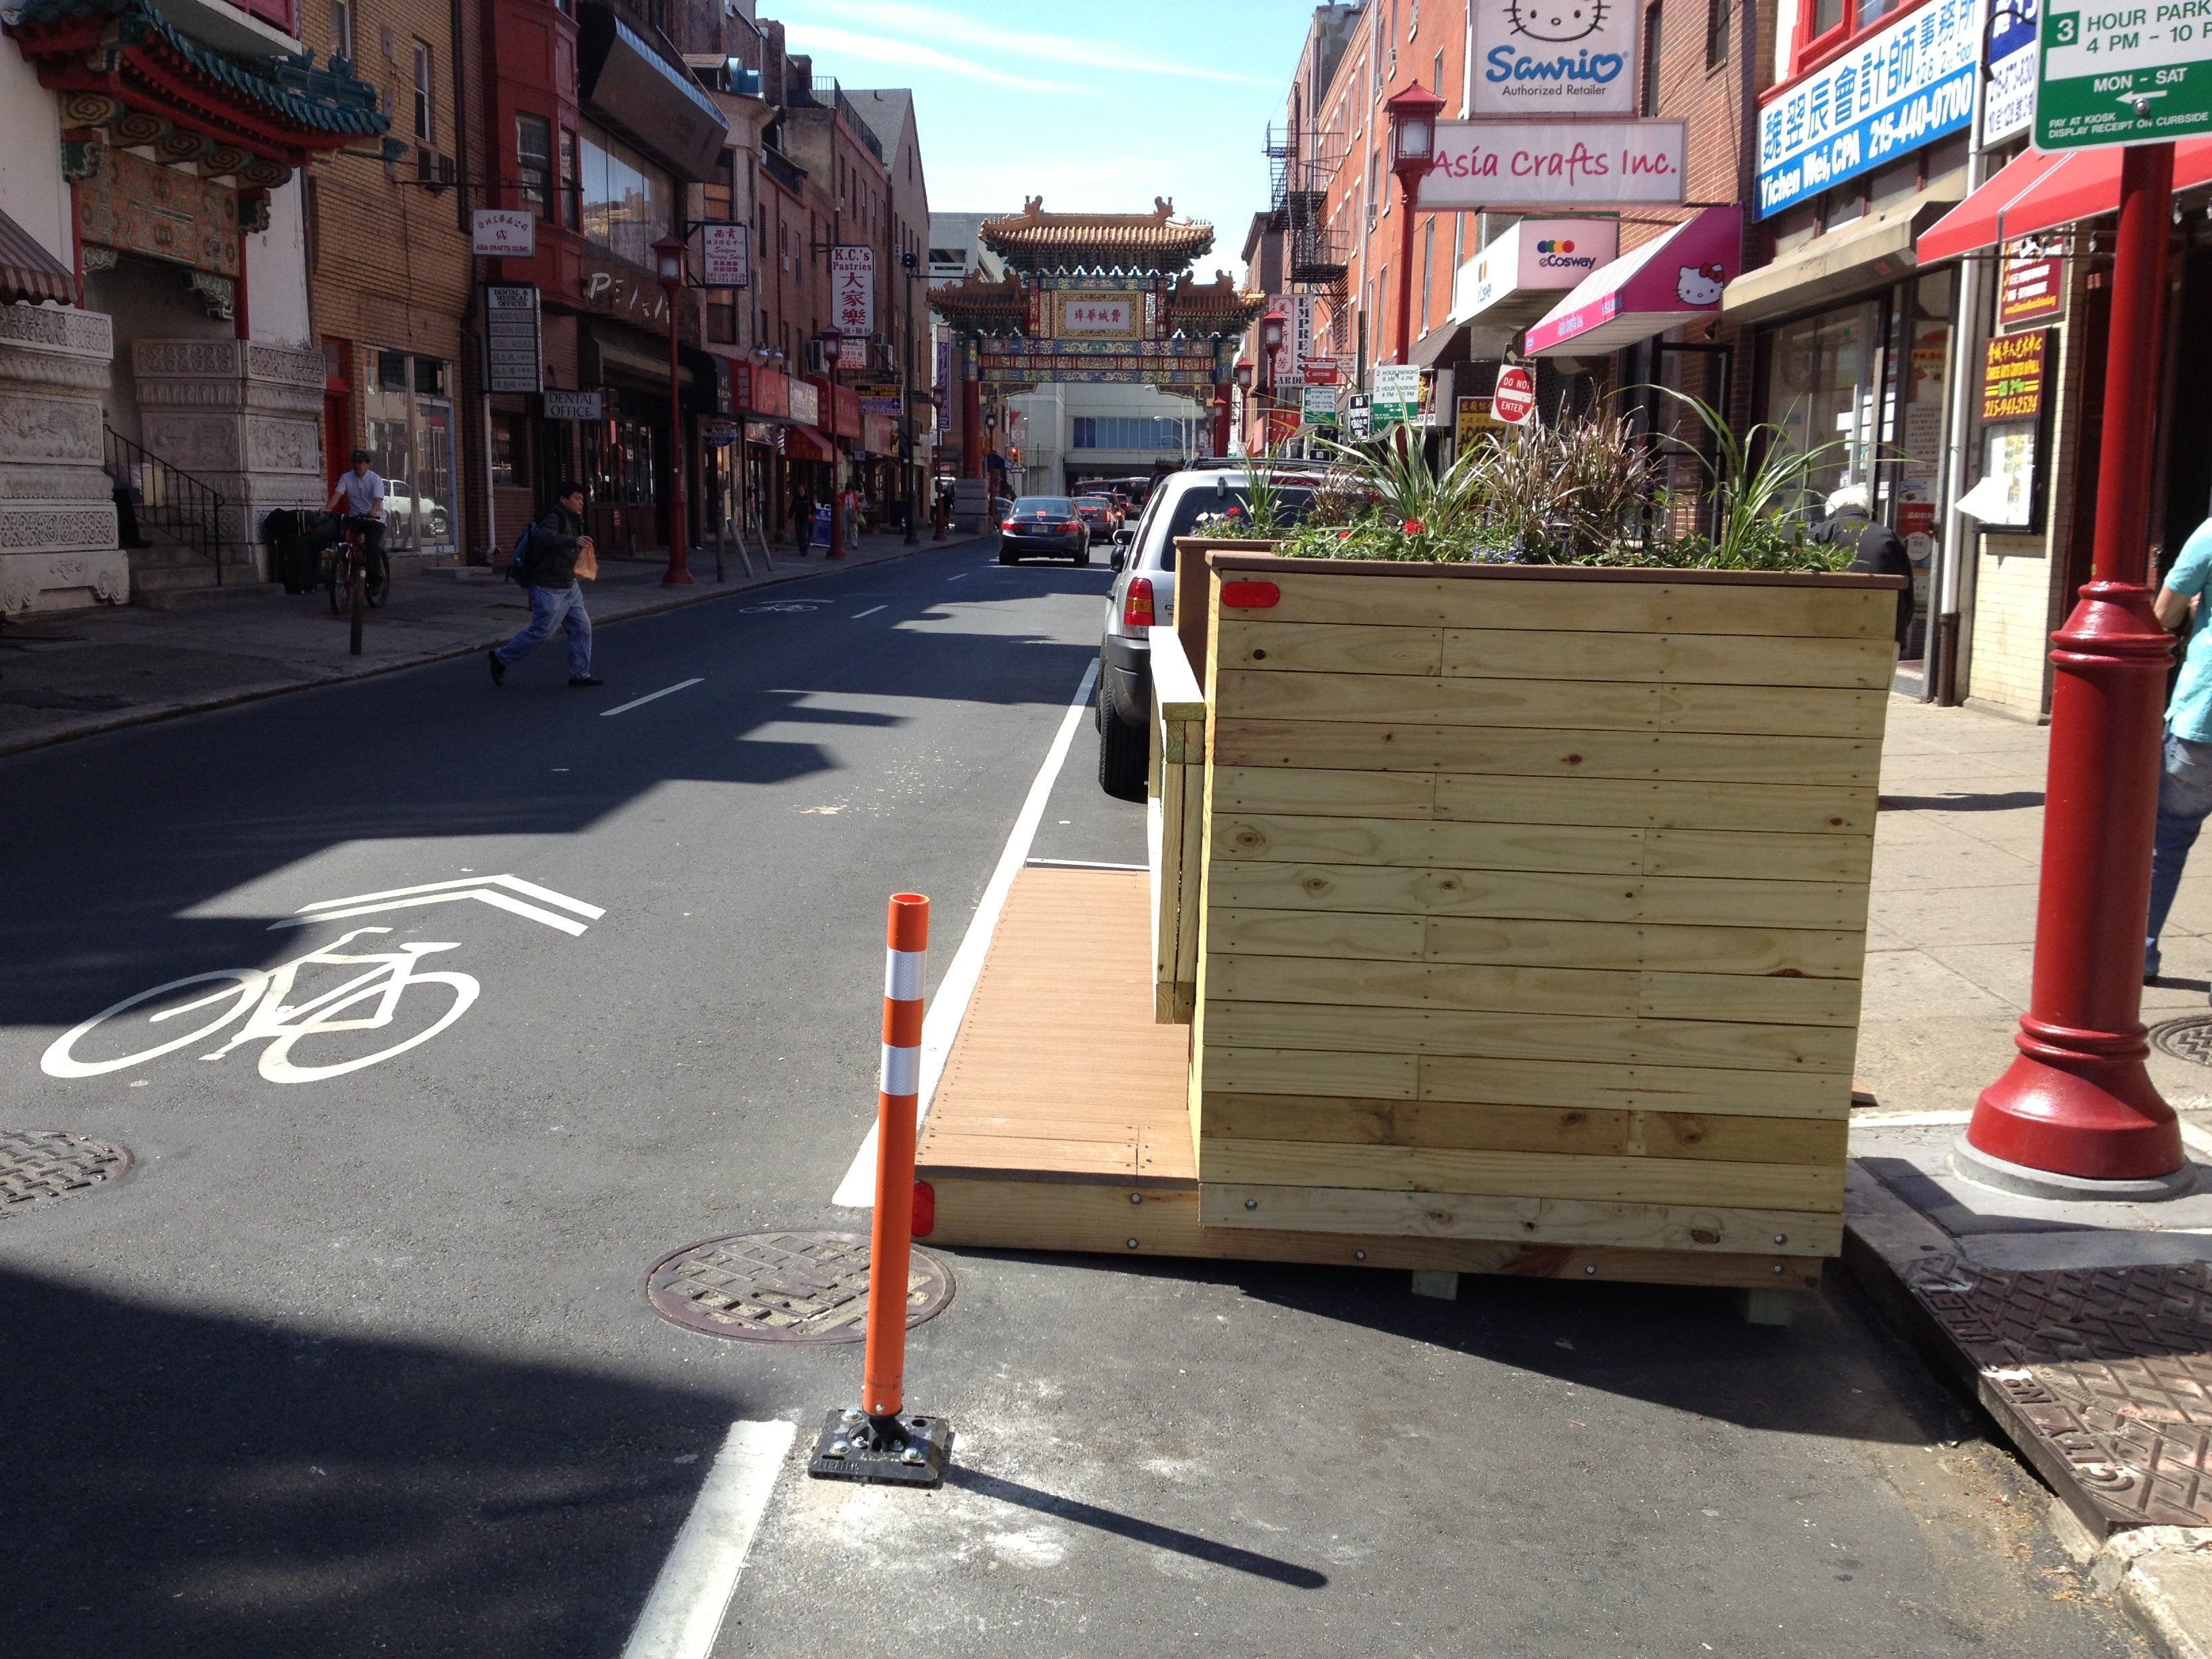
[1523,205,1742,358]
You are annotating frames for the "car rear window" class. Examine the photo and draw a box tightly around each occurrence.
[1075,497,1110,508]
[1147,485,1317,564]
[1014,497,1073,513]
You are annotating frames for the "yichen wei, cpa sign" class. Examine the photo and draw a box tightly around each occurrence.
[1472,0,1641,115]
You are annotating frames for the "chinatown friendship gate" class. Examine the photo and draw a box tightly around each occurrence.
[930,199,1269,473]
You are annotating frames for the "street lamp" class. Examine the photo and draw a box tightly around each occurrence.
[1384,82,1446,367]
[1258,307,1288,451]
[652,232,693,585]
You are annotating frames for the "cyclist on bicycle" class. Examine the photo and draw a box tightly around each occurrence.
[327,449,388,589]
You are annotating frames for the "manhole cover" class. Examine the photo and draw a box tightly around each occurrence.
[0,1129,130,1216]
[645,1230,953,1343]
[2152,1015,2212,1066]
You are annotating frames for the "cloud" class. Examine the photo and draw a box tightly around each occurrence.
[776,22,1090,94]
[790,0,1273,85]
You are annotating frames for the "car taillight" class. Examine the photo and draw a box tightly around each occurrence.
[1124,576,1155,629]
[1002,520,1017,531]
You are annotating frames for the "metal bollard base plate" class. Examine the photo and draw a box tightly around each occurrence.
[806,1407,952,1487]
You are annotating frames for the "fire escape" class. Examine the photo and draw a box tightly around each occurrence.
[1265,115,1351,363]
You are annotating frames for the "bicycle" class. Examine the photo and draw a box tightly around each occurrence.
[325,512,389,615]
[41,926,479,1084]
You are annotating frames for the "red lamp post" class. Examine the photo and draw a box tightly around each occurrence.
[1233,357,1255,451]
[651,234,693,586]
[820,329,846,558]
[1259,306,1287,452]
[1383,82,1445,367]
[1963,140,2186,1192]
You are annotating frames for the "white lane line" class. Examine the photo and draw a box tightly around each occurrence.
[853,605,886,618]
[619,1418,794,1659]
[1849,1110,1971,1127]
[832,659,1101,1207]
[947,573,968,582]
[602,678,705,718]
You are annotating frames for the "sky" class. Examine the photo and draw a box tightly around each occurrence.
[767,0,1316,284]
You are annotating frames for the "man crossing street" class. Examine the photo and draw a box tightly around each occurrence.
[489,483,602,689]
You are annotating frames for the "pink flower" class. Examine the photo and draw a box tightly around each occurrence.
[1403,518,1427,534]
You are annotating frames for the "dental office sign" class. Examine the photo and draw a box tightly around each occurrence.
[1755,0,1980,217]
[1421,120,1687,207]
[1472,0,1641,112]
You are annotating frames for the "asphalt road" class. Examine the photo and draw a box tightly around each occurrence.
[0,541,2136,1658]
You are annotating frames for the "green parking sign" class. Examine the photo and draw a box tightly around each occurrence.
[2038,0,2212,147]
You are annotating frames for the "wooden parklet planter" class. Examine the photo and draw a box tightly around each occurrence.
[1159,548,1905,1289]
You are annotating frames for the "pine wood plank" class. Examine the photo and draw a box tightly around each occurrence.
[1216,619,1445,676]
[1246,573,1897,638]
[918,1131,1140,1181]
[1440,628,1898,689]
[1420,916,1866,979]
[1433,773,1875,835]
[1202,999,1858,1071]
[1208,908,1429,961]
[1196,1093,1849,1164]
[1204,860,1870,930]
[1210,764,1439,819]
[1641,829,1873,882]
[1199,1182,1842,1254]
[1202,1137,1845,1211]
[1639,969,1864,1027]
[1414,1055,1851,1118]
[1201,1046,1422,1099]
[1212,719,1881,786]
[922,1179,1824,1285]
[1214,670,1889,741]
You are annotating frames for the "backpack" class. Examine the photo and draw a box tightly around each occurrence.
[504,521,537,588]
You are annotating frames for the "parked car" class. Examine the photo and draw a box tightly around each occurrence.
[999,495,1090,565]
[1097,466,1319,798]
[1073,495,1117,539]
[384,479,449,540]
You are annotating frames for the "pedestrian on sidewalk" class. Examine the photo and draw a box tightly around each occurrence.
[488,483,602,689]
[1808,485,1914,652]
[2147,516,2212,984]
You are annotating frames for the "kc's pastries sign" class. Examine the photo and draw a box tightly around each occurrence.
[1471,0,1641,115]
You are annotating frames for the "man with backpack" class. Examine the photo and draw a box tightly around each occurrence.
[488,483,602,688]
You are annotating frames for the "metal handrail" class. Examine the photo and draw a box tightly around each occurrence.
[104,425,226,585]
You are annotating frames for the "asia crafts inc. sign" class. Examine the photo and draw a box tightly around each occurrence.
[1422,119,1687,207]
[1470,0,1641,115]
[1755,0,1980,217]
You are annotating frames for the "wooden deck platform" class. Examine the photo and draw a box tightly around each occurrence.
[915,865,1820,1290]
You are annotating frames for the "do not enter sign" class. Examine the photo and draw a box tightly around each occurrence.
[1492,365,1536,425]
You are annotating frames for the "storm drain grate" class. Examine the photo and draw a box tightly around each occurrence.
[645,1230,954,1344]
[2152,1015,2212,1067]
[0,1129,130,1215]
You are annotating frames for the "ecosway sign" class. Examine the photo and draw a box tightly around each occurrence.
[1755,0,1980,217]
[1420,120,1687,208]
[1470,0,1641,115]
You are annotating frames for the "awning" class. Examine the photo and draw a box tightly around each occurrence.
[1407,322,1464,368]
[0,210,72,305]
[1721,192,1962,325]
[1525,206,1742,359]
[783,425,835,464]
[1919,140,2212,263]
[577,1,729,181]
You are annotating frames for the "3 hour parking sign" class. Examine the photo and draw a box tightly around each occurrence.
[2036,0,2212,147]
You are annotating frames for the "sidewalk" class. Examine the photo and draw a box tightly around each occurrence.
[0,527,981,756]
[1851,695,2212,1658]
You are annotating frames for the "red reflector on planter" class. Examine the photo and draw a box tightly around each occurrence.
[1220,580,1281,609]
[912,1179,936,1237]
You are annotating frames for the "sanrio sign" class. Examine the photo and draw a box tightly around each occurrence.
[1471,0,1642,115]
[1524,205,1742,357]
[1420,121,1687,209]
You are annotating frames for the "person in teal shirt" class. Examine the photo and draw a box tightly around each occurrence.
[2147,515,2212,983]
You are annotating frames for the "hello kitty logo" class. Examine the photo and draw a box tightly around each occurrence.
[1505,0,1610,43]
[1676,263,1726,306]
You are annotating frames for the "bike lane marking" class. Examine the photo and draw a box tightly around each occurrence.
[276,874,602,936]
[618,1418,794,1659]
[602,678,705,718]
[852,605,886,619]
[831,659,1099,1207]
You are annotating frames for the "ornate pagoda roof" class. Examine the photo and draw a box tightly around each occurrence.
[979,196,1215,274]
[9,0,388,177]
[927,268,1027,333]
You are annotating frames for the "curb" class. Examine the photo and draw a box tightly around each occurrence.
[0,533,978,761]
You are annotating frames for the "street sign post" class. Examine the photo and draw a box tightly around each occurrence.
[2036,0,2212,147]
[1370,364,1422,432]
[1492,364,1537,424]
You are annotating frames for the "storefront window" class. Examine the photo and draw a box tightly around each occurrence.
[491,413,531,489]
[578,123,672,268]
[363,350,457,554]
[583,413,658,507]
[1766,298,1887,511]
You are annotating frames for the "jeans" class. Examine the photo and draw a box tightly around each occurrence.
[494,583,592,679]
[2146,729,2212,976]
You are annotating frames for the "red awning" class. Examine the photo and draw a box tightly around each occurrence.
[783,425,836,464]
[0,209,71,306]
[1920,140,2212,263]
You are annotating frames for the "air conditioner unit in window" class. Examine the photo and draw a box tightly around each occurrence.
[415,148,457,190]
[805,340,830,374]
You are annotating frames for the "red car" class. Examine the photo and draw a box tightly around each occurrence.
[1073,495,1118,538]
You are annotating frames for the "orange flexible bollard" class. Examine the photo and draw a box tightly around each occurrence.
[806,892,953,1486]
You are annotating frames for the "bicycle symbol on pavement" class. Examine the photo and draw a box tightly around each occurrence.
[41,875,601,1085]
[739,600,825,613]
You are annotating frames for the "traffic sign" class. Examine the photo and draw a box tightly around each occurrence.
[1492,364,1537,424]
[2036,0,2212,148]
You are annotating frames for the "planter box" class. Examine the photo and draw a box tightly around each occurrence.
[1187,552,1904,1277]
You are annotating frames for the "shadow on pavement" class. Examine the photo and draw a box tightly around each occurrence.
[0,1265,747,1659]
